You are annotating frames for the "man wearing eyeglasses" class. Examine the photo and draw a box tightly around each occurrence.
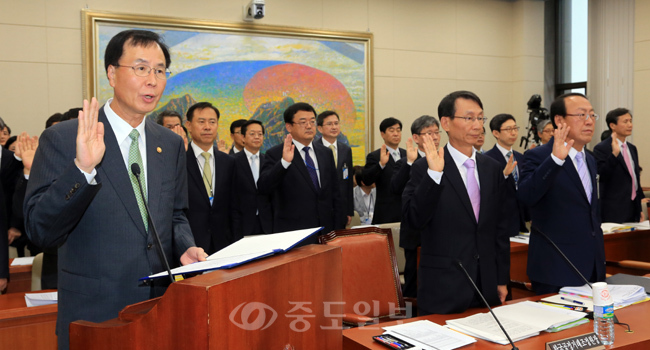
[258,102,345,244]
[23,30,206,350]
[315,110,354,227]
[519,93,605,294]
[485,113,528,235]
[228,119,247,155]
[391,115,440,298]
[403,91,515,315]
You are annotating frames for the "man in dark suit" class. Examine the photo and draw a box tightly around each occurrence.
[185,102,238,254]
[315,110,353,226]
[390,115,440,298]
[594,108,645,223]
[403,91,514,315]
[24,30,206,350]
[363,117,406,224]
[232,120,272,236]
[228,119,247,155]
[485,113,528,234]
[518,93,606,294]
[258,102,345,243]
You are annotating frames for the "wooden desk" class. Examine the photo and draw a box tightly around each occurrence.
[343,296,650,349]
[510,229,650,283]
[0,290,57,350]
[7,258,33,294]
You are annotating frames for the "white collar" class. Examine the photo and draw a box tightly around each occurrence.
[243,148,260,158]
[191,141,214,159]
[104,98,146,145]
[447,142,476,170]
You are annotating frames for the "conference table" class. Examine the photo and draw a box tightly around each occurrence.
[7,258,33,294]
[343,295,650,349]
[0,290,57,350]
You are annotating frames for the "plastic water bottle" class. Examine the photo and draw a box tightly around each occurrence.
[592,282,615,346]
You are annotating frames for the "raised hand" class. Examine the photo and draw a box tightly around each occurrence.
[217,139,228,153]
[379,144,390,167]
[15,132,39,175]
[171,125,188,151]
[406,137,418,163]
[75,97,105,173]
[423,134,444,172]
[611,131,620,157]
[551,121,573,161]
[503,152,517,176]
[282,134,295,163]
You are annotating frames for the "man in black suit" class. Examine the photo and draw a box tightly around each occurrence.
[185,102,238,254]
[403,91,514,315]
[363,117,405,224]
[390,115,440,298]
[315,110,354,226]
[228,119,247,155]
[232,120,272,236]
[484,113,528,234]
[519,93,605,294]
[258,102,345,243]
[593,108,645,223]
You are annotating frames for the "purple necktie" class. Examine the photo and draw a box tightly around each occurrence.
[575,152,592,203]
[621,143,637,200]
[464,159,480,222]
[303,147,320,191]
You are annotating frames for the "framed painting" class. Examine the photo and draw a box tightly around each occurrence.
[82,10,373,163]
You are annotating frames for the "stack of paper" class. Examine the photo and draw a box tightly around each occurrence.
[24,292,57,307]
[446,301,587,345]
[10,257,35,266]
[560,284,647,308]
[601,221,650,233]
[381,320,476,350]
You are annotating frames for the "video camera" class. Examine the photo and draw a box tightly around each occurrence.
[520,94,550,149]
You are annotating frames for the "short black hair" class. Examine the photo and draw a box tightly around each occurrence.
[317,110,340,126]
[186,102,220,122]
[283,102,316,124]
[61,107,82,121]
[438,91,483,121]
[5,135,16,150]
[353,165,365,186]
[104,30,171,73]
[241,119,265,135]
[410,115,439,135]
[549,92,587,128]
[489,113,516,132]
[605,108,631,131]
[379,117,402,133]
[157,110,182,126]
[46,113,64,129]
[230,119,248,134]
[3,125,11,135]
[600,129,612,141]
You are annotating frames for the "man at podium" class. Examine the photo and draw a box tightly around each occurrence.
[24,30,206,350]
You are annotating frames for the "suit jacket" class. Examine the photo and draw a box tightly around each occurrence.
[186,144,237,254]
[232,151,273,235]
[518,139,606,288]
[24,109,195,350]
[593,137,645,223]
[484,145,529,234]
[403,147,513,314]
[363,147,406,224]
[314,138,354,217]
[258,141,345,244]
[0,147,22,279]
[391,154,421,250]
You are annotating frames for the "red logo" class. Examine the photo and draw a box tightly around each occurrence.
[601,289,610,299]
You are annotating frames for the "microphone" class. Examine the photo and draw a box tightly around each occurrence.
[131,163,175,284]
[456,261,519,350]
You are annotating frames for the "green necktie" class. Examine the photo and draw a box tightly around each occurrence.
[201,152,213,198]
[329,144,337,167]
[128,129,148,231]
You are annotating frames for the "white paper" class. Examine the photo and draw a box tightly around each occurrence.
[24,292,58,307]
[383,320,476,350]
[10,257,35,266]
[560,284,647,308]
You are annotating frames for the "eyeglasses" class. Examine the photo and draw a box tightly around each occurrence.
[115,64,171,80]
[246,132,264,137]
[323,121,340,127]
[500,126,520,132]
[418,131,440,136]
[566,113,599,121]
[453,116,488,124]
[292,120,316,127]
[541,129,554,134]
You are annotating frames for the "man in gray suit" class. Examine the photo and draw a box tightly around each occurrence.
[24,30,206,350]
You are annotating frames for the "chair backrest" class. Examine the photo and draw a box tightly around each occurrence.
[376,222,404,274]
[319,227,405,321]
[31,252,44,291]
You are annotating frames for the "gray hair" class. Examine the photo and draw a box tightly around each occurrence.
[411,115,440,135]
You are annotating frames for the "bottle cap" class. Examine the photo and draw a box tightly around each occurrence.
[592,282,613,306]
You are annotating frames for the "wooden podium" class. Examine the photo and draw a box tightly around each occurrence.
[70,245,343,350]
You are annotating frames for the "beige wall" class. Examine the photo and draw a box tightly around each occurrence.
[0,0,544,156]
[635,0,650,187]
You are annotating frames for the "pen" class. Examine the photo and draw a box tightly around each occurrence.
[561,296,585,305]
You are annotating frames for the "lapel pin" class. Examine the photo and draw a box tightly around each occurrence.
[157,147,162,153]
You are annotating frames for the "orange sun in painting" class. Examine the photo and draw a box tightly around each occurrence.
[243,63,357,130]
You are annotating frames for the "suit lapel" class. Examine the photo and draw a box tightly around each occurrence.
[476,154,493,224]
[96,110,147,237]
[210,146,223,210]
[563,156,590,203]
[145,121,163,217]
[443,146,476,222]
[314,145,330,191]
[187,144,211,205]
[238,153,257,188]
[293,147,318,193]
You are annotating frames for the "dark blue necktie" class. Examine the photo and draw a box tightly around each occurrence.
[303,146,320,191]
